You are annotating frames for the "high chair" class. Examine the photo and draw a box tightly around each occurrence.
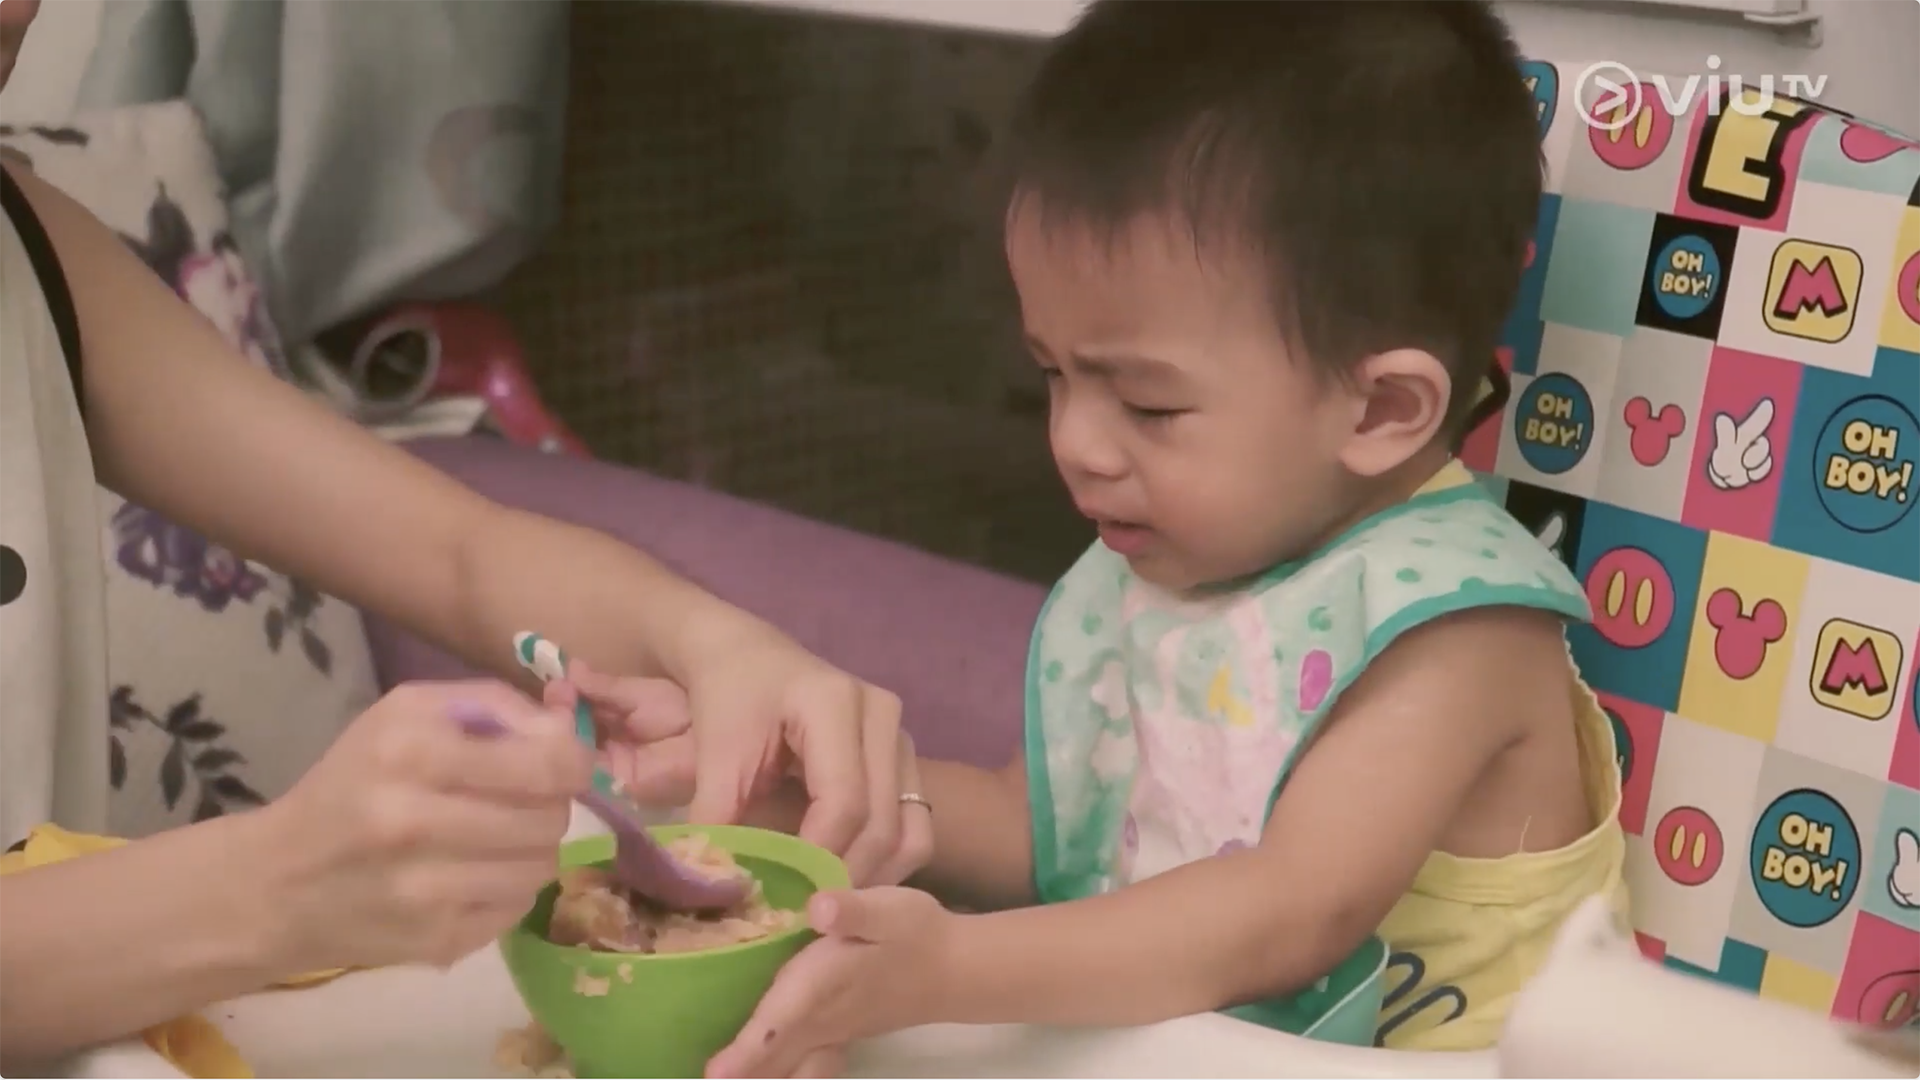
[1222,51,1920,1072]
[1454,56,1919,1074]
[1503,897,1918,1077]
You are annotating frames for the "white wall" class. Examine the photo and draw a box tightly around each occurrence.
[0,0,101,121]
[6,0,1915,133]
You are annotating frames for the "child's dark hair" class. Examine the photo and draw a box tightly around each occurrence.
[1005,0,1540,434]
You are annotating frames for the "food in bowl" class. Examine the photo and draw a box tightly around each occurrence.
[501,826,847,1079]
[546,834,800,956]
[499,836,808,1077]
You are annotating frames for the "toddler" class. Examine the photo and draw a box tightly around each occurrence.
[617,2,1633,1073]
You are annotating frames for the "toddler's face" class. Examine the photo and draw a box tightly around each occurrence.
[1006,205,1359,591]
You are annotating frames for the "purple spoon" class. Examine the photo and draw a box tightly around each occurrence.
[451,703,749,914]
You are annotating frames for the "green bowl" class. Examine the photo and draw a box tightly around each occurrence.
[499,825,850,1079]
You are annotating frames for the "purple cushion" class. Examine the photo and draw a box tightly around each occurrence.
[363,437,1042,768]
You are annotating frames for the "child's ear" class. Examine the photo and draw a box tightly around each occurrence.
[1336,348,1451,477]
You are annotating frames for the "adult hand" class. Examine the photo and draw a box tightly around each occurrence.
[681,624,928,884]
[256,680,592,975]
[545,656,933,887]
[539,664,695,804]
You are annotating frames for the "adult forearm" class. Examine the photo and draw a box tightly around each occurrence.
[910,759,1035,911]
[0,162,751,696]
[0,811,289,1071]
[452,505,767,686]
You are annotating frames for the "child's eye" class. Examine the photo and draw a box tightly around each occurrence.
[1039,366,1063,381]
[1125,404,1186,422]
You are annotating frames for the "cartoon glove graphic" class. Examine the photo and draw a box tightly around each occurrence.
[1706,398,1775,491]
[1890,828,1920,909]
[1535,512,1567,559]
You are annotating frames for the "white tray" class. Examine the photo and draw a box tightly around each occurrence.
[67,954,1494,1078]
[66,875,1920,1079]
[66,806,1497,1079]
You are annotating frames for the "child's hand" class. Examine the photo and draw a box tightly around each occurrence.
[706,887,954,1078]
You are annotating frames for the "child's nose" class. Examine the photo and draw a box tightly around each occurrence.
[1050,400,1127,483]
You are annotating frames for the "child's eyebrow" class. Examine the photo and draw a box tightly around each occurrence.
[1074,350,1188,385]
[1025,334,1189,383]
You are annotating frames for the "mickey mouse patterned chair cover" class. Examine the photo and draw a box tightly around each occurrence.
[1458,62,1920,1032]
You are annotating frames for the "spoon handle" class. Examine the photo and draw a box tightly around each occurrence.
[513,631,620,799]
[454,698,749,912]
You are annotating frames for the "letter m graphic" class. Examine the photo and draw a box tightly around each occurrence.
[1773,257,1849,319]
[1820,638,1889,696]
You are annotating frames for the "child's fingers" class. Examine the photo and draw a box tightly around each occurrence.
[706,943,849,1078]
[708,1021,811,1080]
[791,1045,846,1078]
[807,886,927,943]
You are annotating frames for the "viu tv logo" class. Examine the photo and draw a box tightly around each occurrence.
[1576,57,1829,132]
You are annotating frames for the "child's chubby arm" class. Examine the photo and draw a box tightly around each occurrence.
[909,757,1037,910]
[937,606,1558,1025]
[709,606,1558,1076]
[4,163,762,684]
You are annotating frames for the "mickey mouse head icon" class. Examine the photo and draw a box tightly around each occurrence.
[1623,396,1687,466]
[1705,587,1786,680]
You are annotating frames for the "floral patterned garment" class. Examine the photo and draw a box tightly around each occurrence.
[0,165,111,848]
[0,105,380,838]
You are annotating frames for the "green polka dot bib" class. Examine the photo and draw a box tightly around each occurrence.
[1023,471,1591,905]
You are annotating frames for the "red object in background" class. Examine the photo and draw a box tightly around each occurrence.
[355,302,591,459]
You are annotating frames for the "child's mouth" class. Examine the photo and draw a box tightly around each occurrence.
[1096,521,1155,557]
